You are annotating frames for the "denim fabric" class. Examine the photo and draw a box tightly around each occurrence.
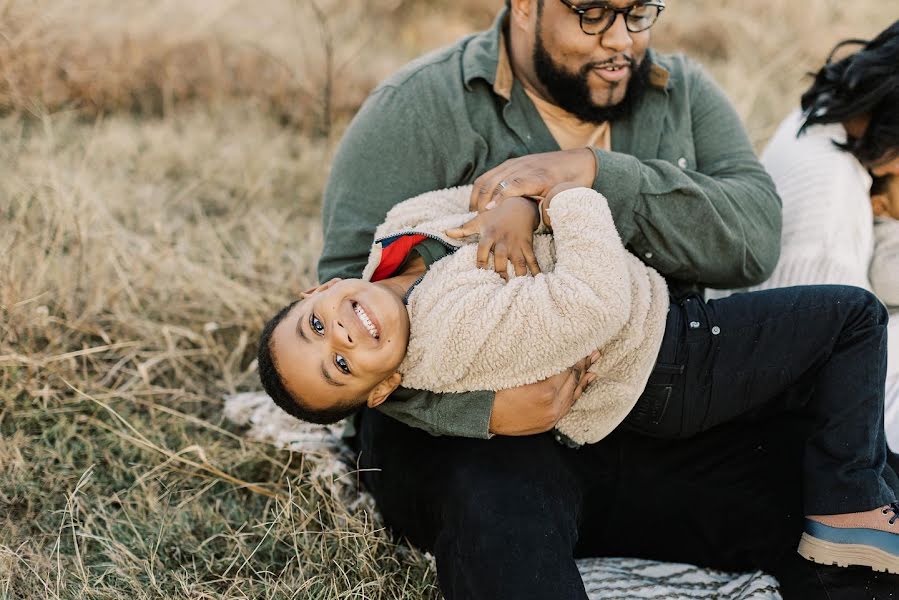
[624,285,896,515]
[354,285,899,600]
[356,422,899,598]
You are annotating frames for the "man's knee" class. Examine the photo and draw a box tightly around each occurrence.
[443,473,578,534]
[841,287,890,342]
[861,289,890,327]
[436,445,581,550]
[811,286,890,343]
[831,286,888,322]
[433,464,585,600]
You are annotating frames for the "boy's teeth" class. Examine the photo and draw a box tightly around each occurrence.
[353,303,379,339]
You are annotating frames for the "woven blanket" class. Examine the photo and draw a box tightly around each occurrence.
[224,392,781,599]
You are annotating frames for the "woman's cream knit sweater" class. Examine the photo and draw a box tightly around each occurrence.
[362,186,669,445]
[736,109,899,451]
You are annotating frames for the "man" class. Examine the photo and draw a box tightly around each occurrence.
[317,0,899,597]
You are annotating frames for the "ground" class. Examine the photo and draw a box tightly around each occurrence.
[1,1,897,598]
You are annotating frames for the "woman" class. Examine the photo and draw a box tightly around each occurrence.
[740,20,899,449]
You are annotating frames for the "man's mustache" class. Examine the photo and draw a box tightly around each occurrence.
[591,55,637,70]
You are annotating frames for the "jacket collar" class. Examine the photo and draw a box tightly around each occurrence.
[461,9,507,94]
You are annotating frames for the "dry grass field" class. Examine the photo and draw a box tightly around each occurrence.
[2,1,898,598]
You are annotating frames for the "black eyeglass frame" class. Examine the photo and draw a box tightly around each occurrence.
[556,0,666,36]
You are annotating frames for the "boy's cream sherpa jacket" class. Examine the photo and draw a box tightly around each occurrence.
[362,186,669,445]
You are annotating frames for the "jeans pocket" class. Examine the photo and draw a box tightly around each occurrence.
[653,363,685,376]
[622,383,677,438]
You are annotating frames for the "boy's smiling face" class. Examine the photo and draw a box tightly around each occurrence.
[271,278,410,413]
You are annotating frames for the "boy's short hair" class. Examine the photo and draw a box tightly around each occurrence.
[257,300,362,425]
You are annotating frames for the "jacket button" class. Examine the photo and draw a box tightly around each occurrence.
[689,321,701,329]
[677,157,688,168]
[712,326,721,335]
[644,252,653,259]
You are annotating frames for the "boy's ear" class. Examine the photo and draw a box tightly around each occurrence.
[872,194,890,217]
[367,372,403,408]
[300,278,342,299]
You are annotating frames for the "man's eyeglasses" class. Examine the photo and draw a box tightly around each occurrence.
[557,0,666,36]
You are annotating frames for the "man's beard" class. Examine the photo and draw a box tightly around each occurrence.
[532,33,651,124]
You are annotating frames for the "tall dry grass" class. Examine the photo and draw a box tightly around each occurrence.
[0,0,486,136]
[0,105,443,599]
[1,1,898,598]
[651,0,897,146]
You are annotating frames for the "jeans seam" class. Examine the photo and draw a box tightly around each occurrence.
[718,299,871,336]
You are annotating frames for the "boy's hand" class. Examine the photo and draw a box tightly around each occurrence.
[446,196,541,279]
[489,352,599,436]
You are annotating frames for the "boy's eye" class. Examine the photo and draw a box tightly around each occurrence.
[310,313,324,335]
[335,354,351,374]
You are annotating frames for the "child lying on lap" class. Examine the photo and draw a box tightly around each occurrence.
[259,184,899,575]
[260,184,668,445]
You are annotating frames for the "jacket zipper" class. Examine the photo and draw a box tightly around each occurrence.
[374,229,461,248]
[374,229,459,305]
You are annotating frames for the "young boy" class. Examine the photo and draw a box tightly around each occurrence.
[259,184,899,573]
[261,184,667,444]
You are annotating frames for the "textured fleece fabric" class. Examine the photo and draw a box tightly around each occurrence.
[748,110,874,291]
[362,186,668,445]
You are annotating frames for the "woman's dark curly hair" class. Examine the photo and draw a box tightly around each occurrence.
[799,20,899,167]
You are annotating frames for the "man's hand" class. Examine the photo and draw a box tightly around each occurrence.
[469,148,597,213]
[446,196,542,278]
[489,352,599,436]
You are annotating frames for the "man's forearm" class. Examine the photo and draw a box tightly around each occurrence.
[594,149,781,288]
[378,387,495,438]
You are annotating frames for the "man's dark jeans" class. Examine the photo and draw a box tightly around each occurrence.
[355,285,899,599]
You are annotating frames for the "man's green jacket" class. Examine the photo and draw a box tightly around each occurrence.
[317,10,782,439]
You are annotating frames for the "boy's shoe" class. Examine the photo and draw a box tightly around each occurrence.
[797,503,899,574]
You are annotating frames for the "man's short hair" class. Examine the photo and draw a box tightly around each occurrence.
[257,300,362,425]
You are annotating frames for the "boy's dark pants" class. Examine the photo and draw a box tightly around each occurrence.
[354,285,899,600]
[623,285,897,515]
